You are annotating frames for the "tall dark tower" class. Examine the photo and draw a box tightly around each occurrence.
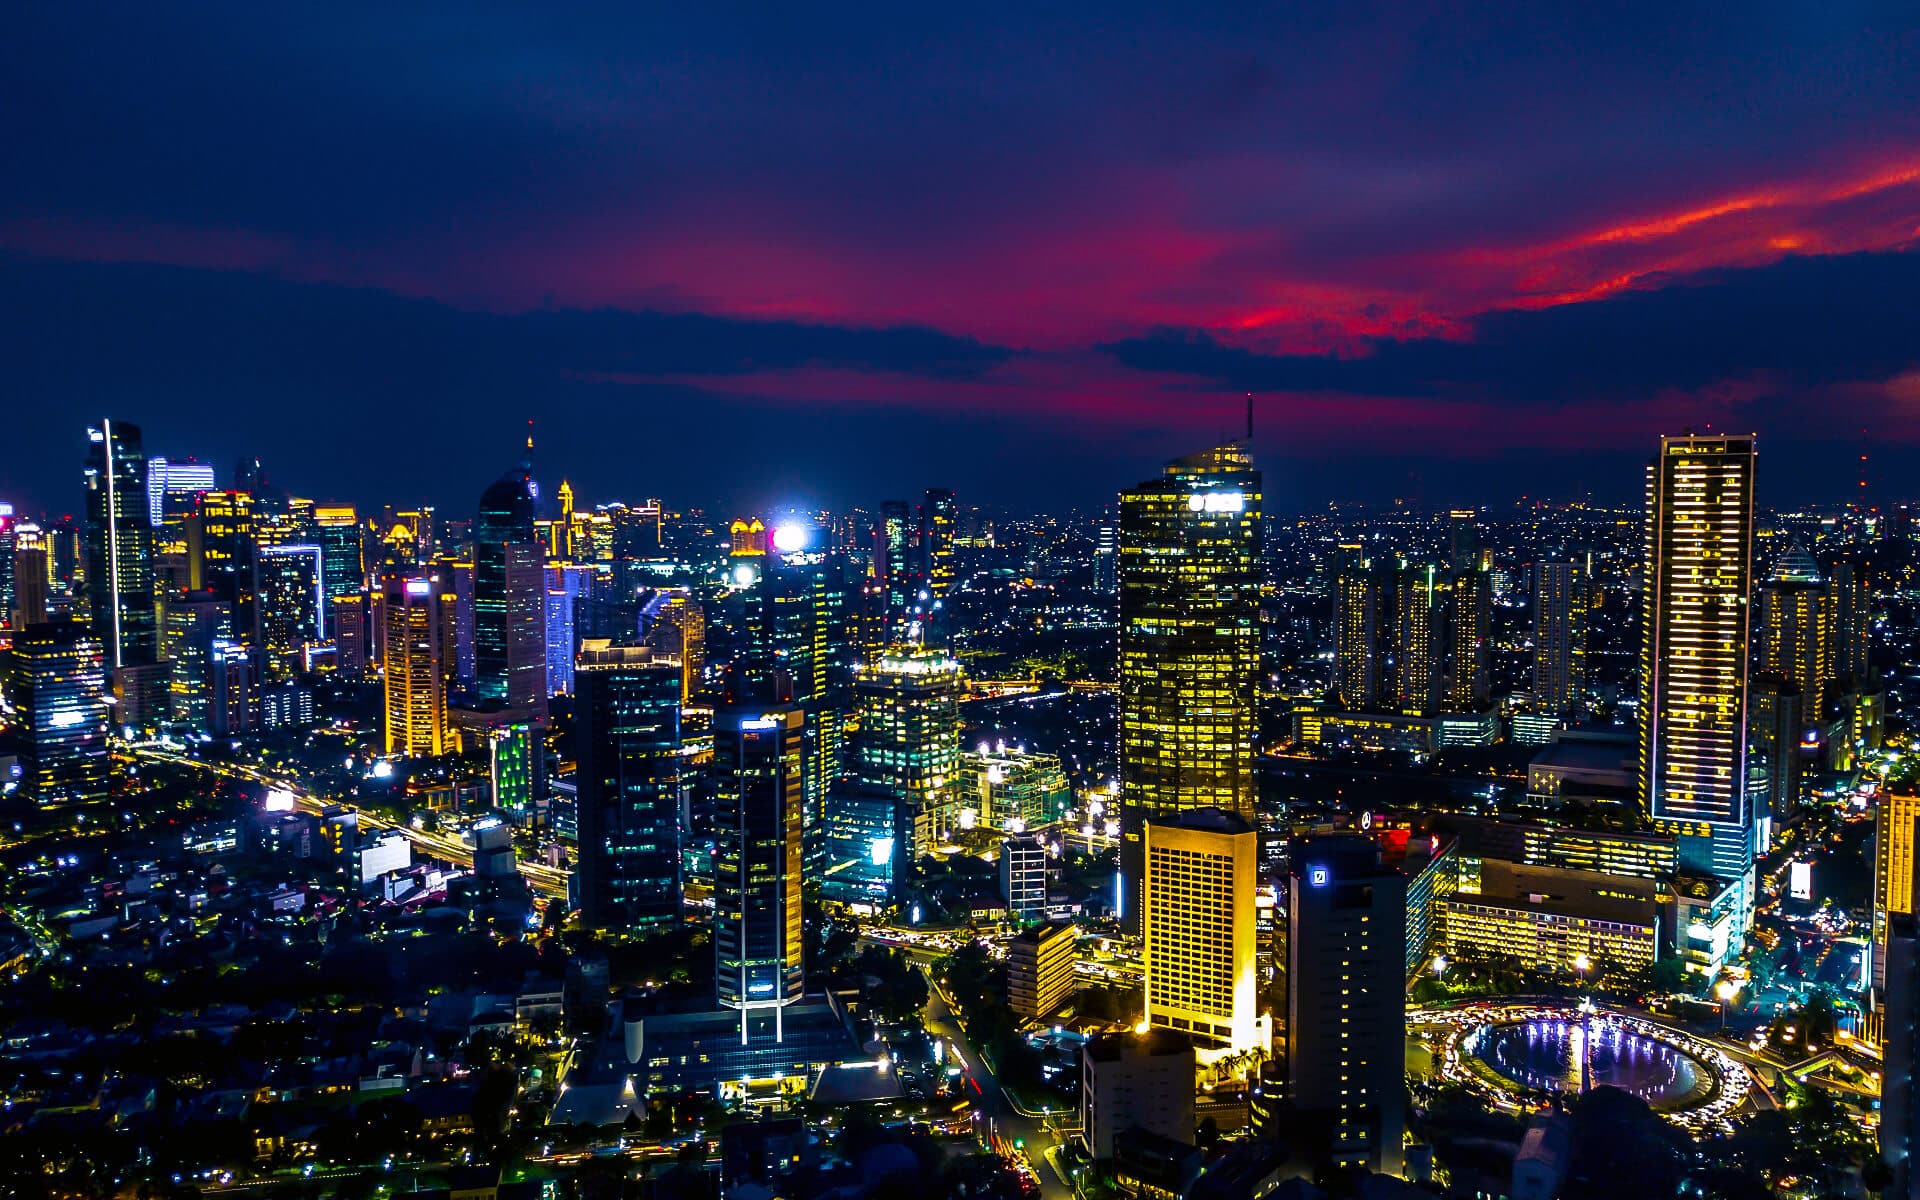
[82,419,157,669]
[574,642,685,933]
[474,461,548,717]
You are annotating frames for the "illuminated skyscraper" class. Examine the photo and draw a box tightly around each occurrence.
[1093,514,1118,595]
[642,589,706,702]
[1446,508,1478,572]
[713,687,805,1028]
[1446,561,1491,712]
[187,490,257,646]
[255,544,324,683]
[474,467,548,716]
[1640,433,1756,933]
[381,574,449,757]
[1287,834,1406,1176]
[0,505,15,630]
[746,542,853,843]
[12,524,50,629]
[574,642,685,932]
[1756,553,1836,725]
[314,505,365,614]
[4,618,111,809]
[145,457,218,527]
[875,500,913,638]
[1875,788,1920,994]
[82,419,157,670]
[1118,443,1261,922]
[853,644,965,857]
[1143,808,1259,1052]
[1881,913,1920,1200]
[1332,549,1380,711]
[1392,561,1442,715]
[160,588,230,730]
[1532,560,1588,715]
[920,488,957,599]
[1832,556,1873,687]
[543,563,596,696]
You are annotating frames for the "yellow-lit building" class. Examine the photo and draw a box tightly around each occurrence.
[1876,789,1920,992]
[1639,434,1756,932]
[1331,550,1379,710]
[1008,920,1078,1019]
[1437,860,1660,977]
[1757,569,1835,726]
[852,645,965,855]
[1143,808,1259,1052]
[1119,444,1260,930]
[381,574,448,757]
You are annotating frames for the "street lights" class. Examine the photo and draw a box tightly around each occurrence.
[1717,980,1739,1033]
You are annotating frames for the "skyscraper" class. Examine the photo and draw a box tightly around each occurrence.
[1287,834,1407,1176]
[1446,561,1491,712]
[11,524,50,629]
[1332,549,1380,711]
[713,689,806,1030]
[1640,433,1757,934]
[1120,447,1261,793]
[187,490,257,645]
[381,574,449,756]
[1143,808,1260,1052]
[642,589,706,702]
[1756,553,1836,726]
[1118,443,1261,927]
[82,419,157,670]
[4,618,111,809]
[1882,912,1920,1200]
[1392,561,1442,715]
[920,488,957,600]
[145,457,218,528]
[1532,560,1588,715]
[574,642,686,933]
[473,467,548,717]
[160,588,231,731]
[255,544,324,683]
[1875,788,1920,993]
[314,504,366,625]
[853,644,965,857]
[746,545,853,845]
[1831,556,1873,687]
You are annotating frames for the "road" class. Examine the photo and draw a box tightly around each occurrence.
[129,746,572,901]
[865,933,1078,1200]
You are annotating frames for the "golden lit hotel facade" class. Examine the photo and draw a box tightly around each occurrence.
[1142,809,1261,1053]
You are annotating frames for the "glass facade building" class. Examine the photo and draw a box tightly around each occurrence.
[574,643,685,932]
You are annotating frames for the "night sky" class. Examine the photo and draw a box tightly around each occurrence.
[6,5,1920,516]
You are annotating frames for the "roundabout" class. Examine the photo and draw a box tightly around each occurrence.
[1410,1001,1752,1131]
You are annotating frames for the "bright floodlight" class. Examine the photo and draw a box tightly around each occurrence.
[771,523,810,553]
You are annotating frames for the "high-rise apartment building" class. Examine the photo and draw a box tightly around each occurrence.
[1392,562,1442,715]
[920,488,957,600]
[853,644,964,856]
[1639,434,1757,934]
[1532,560,1588,715]
[381,574,449,756]
[642,588,706,702]
[187,490,257,645]
[1756,556,1836,725]
[1287,834,1406,1176]
[1008,920,1078,1019]
[574,642,686,933]
[713,693,806,1029]
[1332,549,1381,711]
[1832,556,1873,687]
[1446,562,1491,712]
[473,468,548,717]
[160,588,231,730]
[4,618,111,809]
[82,419,157,671]
[1143,808,1260,1053]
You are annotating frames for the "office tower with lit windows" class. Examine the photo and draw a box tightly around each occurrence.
[747,545,853,843]
[255,544,324,683]
[1832,556,1873,687]
[1757,551,1836,725]
[1532,560,1588,715]
[919,488,957,599]
[4,618,111,809]
[145,457,217,528]
[959,744,1070,832]
[1446,561,1491,712]
[1093,514,1118,595]
[1392,561,1442,714]
[1117,443,1262,929]
[542,563,595,696]
[314,504,364,610]
[1748,677,1804,827]
[1008,920,1077,1019]
[875,500,913,637]
[1000,831,1051,924]
[853,644,965,857]
[574,642,686,932]
[1447,509,1478,571]
[1875,788,1920,994]
[473,467,548,717]
[208,637,258,735]
[1287,834,1407,1176]
[1640,433,1757,934]
[12,524,51,628]
[821,781,908,907]
[712,686,806,1028]
[0,505,15,630]
[160,588,230,730]
[381,574,450,756]
[642,589,706,702]
[188,490,257,643]
[1332,549,1379,711]
[82,420,160,711]
[1143,808,1260,1053]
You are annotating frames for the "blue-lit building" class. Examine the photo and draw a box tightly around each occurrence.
[820,782,906,909]
[4,618,111,809]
